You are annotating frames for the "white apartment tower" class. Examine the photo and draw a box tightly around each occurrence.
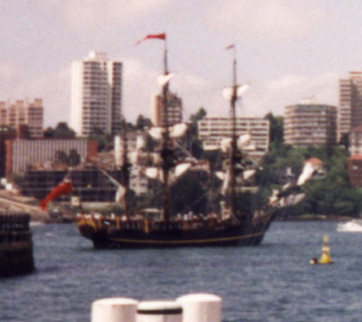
[71,51,122,137]
[338,71,362,142]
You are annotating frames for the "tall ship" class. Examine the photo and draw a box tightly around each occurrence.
[71,34,318,249]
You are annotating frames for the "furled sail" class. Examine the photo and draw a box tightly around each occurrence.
[170,123,188,138]
[243,169,256,181]
[174,162,192,178]
[222,84,250,100]
[157,73,175,86]
[149,127,164,141]
[145,167,161,180]
[149,123,188,140]
[297,162,318,186]
[237,134,251,149]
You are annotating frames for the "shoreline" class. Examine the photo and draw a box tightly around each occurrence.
[276,215,358,222]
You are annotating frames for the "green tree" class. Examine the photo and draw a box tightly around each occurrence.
[135,115,152,130]
[44,122,76,138]
[68,149,81,166]
[259,142,362,218]
[264,112,284,146]
[189,107,206,125]
[55,149,81,167]
[43,127,55,138]
[188,107,207,159]
[55,151,69,165]
[88,127,113,151]
[55,122,76,138]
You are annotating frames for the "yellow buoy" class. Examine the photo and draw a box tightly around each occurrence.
[318,235,333,264]
[310,235,333,265]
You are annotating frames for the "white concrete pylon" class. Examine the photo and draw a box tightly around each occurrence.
[91,297,138,322]
[136,301,182,322]
[176,293,222,322]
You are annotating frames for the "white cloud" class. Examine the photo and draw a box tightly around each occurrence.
[268,75,306,91]
[122,56,219,122]
[33,0,171,32]
[0,63,18,83]
[122,57,160,121]
[243,72,339,117]
[171,73,215,115]
[267,73,338,102]
[206,0,328,40]
[0,62,70,127]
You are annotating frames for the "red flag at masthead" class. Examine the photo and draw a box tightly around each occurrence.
[135,33,166,45]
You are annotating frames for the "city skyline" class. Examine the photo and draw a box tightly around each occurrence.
[2,1,362,128]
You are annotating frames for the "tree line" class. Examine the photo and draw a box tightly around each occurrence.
[261,113,362,218]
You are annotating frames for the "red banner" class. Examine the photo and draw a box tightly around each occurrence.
[40,180,73,210]
[136,33,166,45]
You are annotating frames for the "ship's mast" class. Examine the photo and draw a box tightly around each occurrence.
[229,46,238,219]
[136,33,171,226]
[161,39,171,226]
[121,116,130,219]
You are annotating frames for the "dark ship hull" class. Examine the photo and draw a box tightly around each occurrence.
[76,214,273,249]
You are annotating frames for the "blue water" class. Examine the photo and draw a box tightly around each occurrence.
[1,221,362,322]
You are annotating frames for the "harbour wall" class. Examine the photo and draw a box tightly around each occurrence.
[0,213,34,277]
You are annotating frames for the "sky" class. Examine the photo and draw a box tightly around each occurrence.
[2,0,362,128]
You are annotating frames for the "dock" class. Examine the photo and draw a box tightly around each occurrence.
[0,213,34,277]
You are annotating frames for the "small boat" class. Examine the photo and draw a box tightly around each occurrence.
[337,219,362,232]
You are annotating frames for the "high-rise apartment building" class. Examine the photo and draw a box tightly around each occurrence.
[71,51,122,137]
[0,99,43,138]
[198,116,270,157]
[338,71,362,142]
[348,125,362,155]
[284,103,337,147]
[152,91,182,127]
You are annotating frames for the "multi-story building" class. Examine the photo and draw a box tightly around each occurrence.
[347,154,362,188]
[0,126,17,178]
[114,132,149,196]
[5,139,97,175]
[338,71,362,142]
[0,99,43,138]
[71,51,122,137]
[114,132,146,167]
[152,91,182,127]
[198,116,270,157]
[284,103,337,147]
[349,125,362,155]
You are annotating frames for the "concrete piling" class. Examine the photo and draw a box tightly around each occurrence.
[136,301,182,322]
[91,298,139,322]
[91,293,222,322]
[176,293,222,322]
